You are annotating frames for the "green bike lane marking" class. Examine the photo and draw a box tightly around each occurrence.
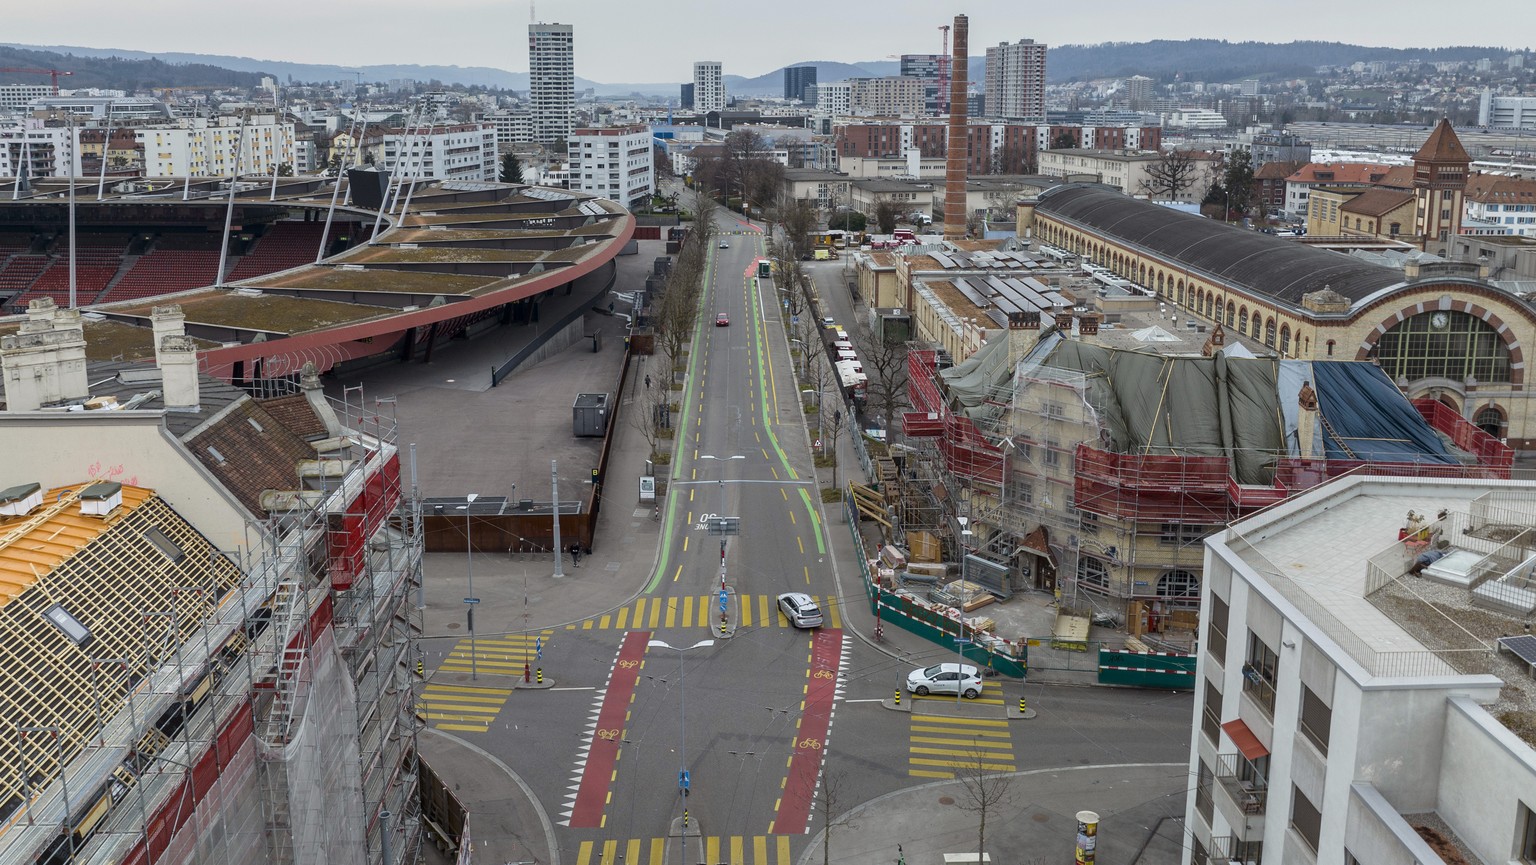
[645,242,719,594]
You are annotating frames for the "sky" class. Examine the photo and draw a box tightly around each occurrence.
[6,0,1534,83]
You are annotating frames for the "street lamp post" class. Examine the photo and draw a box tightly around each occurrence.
[956,515,974,706]
[698,454,745,585]
[648,638,714,842]
[457,493,479,680]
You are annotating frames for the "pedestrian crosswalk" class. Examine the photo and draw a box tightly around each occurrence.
[575,835,792,865]
[416,683,513,733]
[563,594,843,631]
[437,630,554,676]
[907,708,1016,779]
[910,678,1007,706]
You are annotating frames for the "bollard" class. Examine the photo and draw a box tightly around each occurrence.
[894,689,901,707]
[524,663,531,683]
[536,667,544,685]
[683,809,689,830]
[1019,696,1028,713]
[416,659,424,677]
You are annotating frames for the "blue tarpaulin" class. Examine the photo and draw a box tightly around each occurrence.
[1310,362,1458,464]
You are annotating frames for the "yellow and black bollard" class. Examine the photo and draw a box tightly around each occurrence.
[683,809,689,830]
[1019,696,1028,713]
[894,689,901,707]
[416,658,424,677]
[536,667,544,685]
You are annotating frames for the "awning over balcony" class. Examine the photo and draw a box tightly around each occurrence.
[1221,718,1269,760]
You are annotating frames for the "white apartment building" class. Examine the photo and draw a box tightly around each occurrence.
[693,62,726,113]
[1186,474,1536,865]
[487,109,534,145]
[1039,148,1218,203]
[566,124,654,209]
[848,77,926,117]
[1165,108,1231,130]
[529,22,575,142]
[378,122,498,182]
[0,122,75,177]
[983,39,1047,122]
[815,82,852,118]
[30,96,170,122]
[0,84,55,111]
[136,115,296,176]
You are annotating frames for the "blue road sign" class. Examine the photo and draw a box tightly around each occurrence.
[719,589,728,612]
[535,637,543,660]
[953,638,973,645]
[679,769,691,791]
[464,598,480,605]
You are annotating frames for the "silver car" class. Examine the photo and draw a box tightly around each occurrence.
[776,592,823,629]
[906,663,982,699]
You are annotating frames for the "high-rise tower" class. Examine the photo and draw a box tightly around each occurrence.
[984,39,1047,122]
[694,62,726,113]
[528,22,574,142]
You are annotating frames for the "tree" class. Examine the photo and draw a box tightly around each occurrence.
[828,210,867,232]
[858,328,909,432]
[276,163,294,177]
[823,399,847,489]
[953,741,1013,864]
[1138,149,1200,201]
[1052,129,1078,149]
[778,199,819,258]
[873,200,901,235]
[1223,147,1255,218]
[500,152,525,184]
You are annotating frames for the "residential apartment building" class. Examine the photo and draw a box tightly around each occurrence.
[848,77,926,117]
[1184,474,1536,865]
[29,96,170,122]
[487,109,534,145]
[136,115,296,176]
[0,122,75,177]
[1249,130,1312,167]
[983,39,1048,122]
[566,124,654,209]
[1038,148,1217,203]
[900,54,945,114]
[836,121,1161,176]
[1282,162,1400,220]
[815,82,852,117]
[378,122,498,182]
[528,22,575,142]
[784,66,817,103]
[1464,175,1536,236]
[693,62,726,113]
[0,84,54,111]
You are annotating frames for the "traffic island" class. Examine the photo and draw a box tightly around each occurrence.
[881,689,913,713]
[1007,697,1038,720]
[513,665,556,690]
[712,585,739,639]
[668,811,703,865]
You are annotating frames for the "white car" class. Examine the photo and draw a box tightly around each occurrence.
[719,240,730,249]
[776,592,823,629]
[906,662,983,699]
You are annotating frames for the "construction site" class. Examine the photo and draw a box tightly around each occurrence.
[0,303,422,865]
[891,306,1515,654]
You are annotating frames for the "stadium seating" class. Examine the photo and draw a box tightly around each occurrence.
[98,249,224,303]
[228,221,357,281]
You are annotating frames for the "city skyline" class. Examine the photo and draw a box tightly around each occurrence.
[1,0,1530,85]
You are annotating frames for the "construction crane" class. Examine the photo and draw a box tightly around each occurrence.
[0,67,74,92]
[937,25,950,116]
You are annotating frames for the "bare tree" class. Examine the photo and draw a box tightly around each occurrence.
[858,330,909,432]
[817,765,856,865]
[779,199,819,258]
[628,373,673,464]
[953,741,1013,863]
[1138,149,1201,201]
[822,398,848,490]
[873,200,901,235]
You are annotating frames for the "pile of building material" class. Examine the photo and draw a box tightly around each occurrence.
[930,578,995,612]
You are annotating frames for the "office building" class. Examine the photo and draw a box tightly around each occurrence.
[567,124,654,209]
[1479,90,1536,131]
[848,77,926,117]
[901,54,945,114]
[487,108,534,145]
[0,84,55,111]
[814,82,851,117]
[1183,474,1536,865]
[693,62,726,113]
[983,39,1047,122]
[528,22,575,142]
[680,83,694,110]
[784,66,817,103]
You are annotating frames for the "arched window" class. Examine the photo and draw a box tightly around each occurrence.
[1375,310,1512,383]
[1226,302,1235,327]
[1239,307,1249,334]
[1279,325,1291,355]
[1264,318,1276,347]
[1157,570,1201,609]
[1326,338,1335,357]
[1077,557,1109,593]
[1475,405,1505,438]
[1157,272,1165,295]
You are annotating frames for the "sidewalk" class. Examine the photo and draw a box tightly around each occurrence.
[417,729,561,865]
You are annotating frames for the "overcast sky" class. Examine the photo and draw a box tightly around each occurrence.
[8,0,1534,83]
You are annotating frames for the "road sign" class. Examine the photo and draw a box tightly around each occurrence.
[812,439,822,450]
[706,517,741,536]
[464,598,481,605]
[679,769,691,791]
[953,638,972,645]
[536,637,543,660]
[719,589,728,612]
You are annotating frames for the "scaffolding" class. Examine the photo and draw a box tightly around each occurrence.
[0,386,422,865]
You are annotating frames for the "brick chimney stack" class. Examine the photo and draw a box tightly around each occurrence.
[944,14,969,241]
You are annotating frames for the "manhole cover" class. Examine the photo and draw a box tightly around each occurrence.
[938,796,954,806]
[447,623,461,630]
[1032,813,1051,823]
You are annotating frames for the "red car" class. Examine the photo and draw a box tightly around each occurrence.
[715,312,730,327]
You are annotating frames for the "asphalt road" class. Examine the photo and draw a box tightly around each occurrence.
[474,214,1194,865]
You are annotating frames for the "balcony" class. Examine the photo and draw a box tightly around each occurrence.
[1215,752,1268,815]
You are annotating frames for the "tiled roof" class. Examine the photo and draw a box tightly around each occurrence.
[1414,118,1471,164]
[1253,161,1303,181]
[187,399,315,518]
[1340,188,1415,217]
[1037,184,1403,305]
[1465,174,1536,203]
[1286,163,1397,185]
[1372,165,1417,190]
[259,394,329,439]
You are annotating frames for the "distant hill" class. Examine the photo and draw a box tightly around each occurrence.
[0,44,266,90]
[725,61,886,95]
[1044,40,1521,82]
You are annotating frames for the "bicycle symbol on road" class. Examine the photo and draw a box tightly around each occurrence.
[797,737,822,750]
[812,669,834,680]
[617,659,640,669]
[596,728,619,741]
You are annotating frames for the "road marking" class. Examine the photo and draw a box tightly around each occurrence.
[803,565,810,585]
[563,631,650,827]
[550,686,596,691]
[843,698,885,703]
[905,709,1016,778]
[789,511,797,525]
[796,488,827,555]
[772,629,844,834]
[417,684,513,733]
[796,537,804,554]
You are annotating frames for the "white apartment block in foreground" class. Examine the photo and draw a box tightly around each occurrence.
[137,115,296,176]
[567,124,653,209]
[1186,474,1536,865]
[379,123,498,182]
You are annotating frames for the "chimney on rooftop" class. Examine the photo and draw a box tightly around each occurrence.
[943,14,969,242]
[0,297,89,411]
[159,334,201,411]
[150,304,186,368]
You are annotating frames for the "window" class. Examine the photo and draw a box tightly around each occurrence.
[1244,631,1279,715]
[1299,684,1332,755]
[1376,310,1511,383]
[1044,441,1061,468]
[44,604,91,645]
[1161,523,1207,546]
[1519,801,1536,863]
[1202,680,1222,744]
[1077,556,1109,592]
[1291,786,1322,852]
[1476,406,1505,438]
[1280,325,1291,355]
[1239,307,1249,334]
[1264,318,1276,347]
[1208,593,1229,660]
[1196,758,1215,824]
[1159,570,1200,608]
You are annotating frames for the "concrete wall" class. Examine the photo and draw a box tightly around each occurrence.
[1437,695,1536,865]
